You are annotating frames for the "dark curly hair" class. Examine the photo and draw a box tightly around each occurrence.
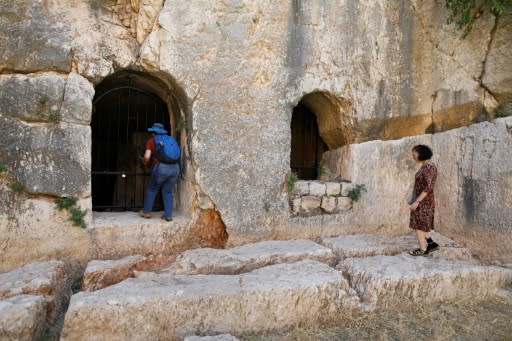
[412,144,433,161]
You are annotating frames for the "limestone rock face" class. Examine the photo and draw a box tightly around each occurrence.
[61,261,360,340]
[0,260,71,325]
[0,295,46,341]
[170,240,336,275]
[0,73,94,125]
[0,1,72,73]
[82,255,146,291]
[482,9,512,111]
[339,254,512,307]
[0,115,91,196]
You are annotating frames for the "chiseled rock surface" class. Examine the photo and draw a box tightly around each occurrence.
[169,240,336,275]
[184,334,240,341]
[82,255,146,291]
[339,253,512,308]
[0,295,46,341]
[61,261,361,340]
[320,232,472,260]
[0,260,71,325]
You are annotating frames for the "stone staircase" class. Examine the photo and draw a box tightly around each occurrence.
[1,230,511,341]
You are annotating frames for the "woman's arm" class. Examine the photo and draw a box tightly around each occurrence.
[143,149,151,165]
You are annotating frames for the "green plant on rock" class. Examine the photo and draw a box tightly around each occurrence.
[263,201,271,212]
[38,94,49,105]
[347,184,367,202]
[175,117,186,134]
[0,162,6,173]
[47,109,61,124]
[317,162,326,177]
[445,0,512,38]
[493,106,507,118]
[10,181,24,193]
[288,171,298,192]
[55,196,87,229]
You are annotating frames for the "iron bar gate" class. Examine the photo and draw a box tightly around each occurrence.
[91,86,170,211]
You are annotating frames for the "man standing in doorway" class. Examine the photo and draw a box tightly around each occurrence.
[139,122,180,222]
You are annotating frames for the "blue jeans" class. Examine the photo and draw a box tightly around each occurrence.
[143,163,179,218]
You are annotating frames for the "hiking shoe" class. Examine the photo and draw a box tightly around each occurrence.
[139,210,151,219]
[160,215,173,222]
[409,248,429,257]
[426,241,440,254]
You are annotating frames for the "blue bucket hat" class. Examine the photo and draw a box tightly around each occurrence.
[147,122,167,134]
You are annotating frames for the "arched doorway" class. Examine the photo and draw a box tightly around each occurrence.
[290,103,327,180]
[91,72,176,211]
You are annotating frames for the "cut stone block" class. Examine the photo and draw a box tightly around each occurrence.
[338,254,512,308]
[0,260,70,325]
[294,180,309,195]
[61,261,361,341]
[169,240,336,275]
[82,255,146,291]
[325,182,341,196]
[337,197,352,211]
[320,232,472,261]
[340,182,353,196]
[309,182,326,196]
[0,295,46,341]
[184,334,240,341]
[301,196,321,211]
[321,196,337,213]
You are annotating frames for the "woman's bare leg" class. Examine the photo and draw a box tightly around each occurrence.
[415,229,427,251]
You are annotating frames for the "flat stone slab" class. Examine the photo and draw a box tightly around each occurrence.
[184,334,240,341]
[320,232,472,260]
[0,260,70,324]
[89,212,191,259]
[61,261,361,340]
[0,295,46,341]
[82,255,146,291]
[169,239,336,275]
[339,254,512,308]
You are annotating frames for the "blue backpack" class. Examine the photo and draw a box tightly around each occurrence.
[154,134,180,164]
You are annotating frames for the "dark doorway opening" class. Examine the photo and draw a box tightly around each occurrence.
[91,76,171,211]
[290,103,327,180]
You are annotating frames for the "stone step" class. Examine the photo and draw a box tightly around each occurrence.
[339,253,512,308]
[89,212,191,259]
[320,231,472,260]
[166,239,336,275]
[60,260,361,341]
[0,260,71,326]
[184,334,240,341]
[0,295,46,341]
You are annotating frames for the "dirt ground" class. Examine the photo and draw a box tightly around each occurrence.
[240,297,512,341]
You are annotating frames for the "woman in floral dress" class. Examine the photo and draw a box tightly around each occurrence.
[409,145,439,256]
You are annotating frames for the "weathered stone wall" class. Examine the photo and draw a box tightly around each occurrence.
[323,117,512,259]
[0,0,511,272]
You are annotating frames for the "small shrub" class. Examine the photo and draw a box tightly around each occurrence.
[175,117,186,133]
[69,207,87,228]
[10,181,24,193]
[288,171,298,192]
[47,110,61,124]
[317,162,326,177]
[493,106,507,119]
[54,196,87,229]
[0,162,6,173]
[55,196,78,210]
[38,94,49,105]
[263,201,271,212]
[347,184,367,202]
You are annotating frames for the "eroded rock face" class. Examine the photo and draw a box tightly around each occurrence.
[170,239,336,275]
[0,295,46,341]
[61,261,360,340]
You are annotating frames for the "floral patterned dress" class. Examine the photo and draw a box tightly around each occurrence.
[410,162,437,232]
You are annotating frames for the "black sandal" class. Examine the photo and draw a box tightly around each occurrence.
[409,248,428,256]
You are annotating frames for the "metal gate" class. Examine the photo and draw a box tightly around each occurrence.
[91,86,170,211]
[290,103,327,180]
